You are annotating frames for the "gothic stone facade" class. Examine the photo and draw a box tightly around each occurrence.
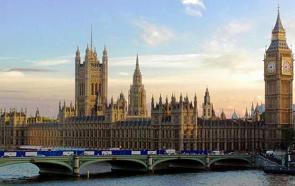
[264,11,293,127]
[0,10,292,151]
[1,97,267,152]
[128,55,148,117]
[75,45,108,116]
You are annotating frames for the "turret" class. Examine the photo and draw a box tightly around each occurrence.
[220,109,226,120]
[245,107,249,119]
[103,45,108,61]
[251,102,254,117]
[180,93,183,103]
[75,47,80,65]
[151,96,154,109]
[159,94,162,106]
[35,108,40,118]
[204,88,210,104]
[85,45,90,55]
[102,45,108,109]
[194,93,198,112]
[193,93,198,123]
[111,96,114,106]
[202,88,213,119]
[93,47,97,59]
[59,101,61,111]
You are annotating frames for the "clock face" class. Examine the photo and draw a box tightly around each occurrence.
[282,58,292,75]
[267,62,276,74]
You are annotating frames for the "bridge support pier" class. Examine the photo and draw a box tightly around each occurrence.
[147,155,154,174]
[73,155,80,177]
[206,155,210,170]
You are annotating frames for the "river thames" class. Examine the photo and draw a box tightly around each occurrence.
[0,164,294,186]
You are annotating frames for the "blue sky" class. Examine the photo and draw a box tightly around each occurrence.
[0,0,295,117]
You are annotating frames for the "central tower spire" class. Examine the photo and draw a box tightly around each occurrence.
[128,54,147,117]
[90,25,93,50]
[133,53,142,85]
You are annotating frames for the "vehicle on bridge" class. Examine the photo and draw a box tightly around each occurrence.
[0,149,210,158]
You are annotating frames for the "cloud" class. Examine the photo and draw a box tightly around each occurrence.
[181,0,206,17]
[285,17,295,48]
[136,20,174,47]
[6,68,54,73]
[110,54,200,68]
[0,71,25,78]
[110,51,259,75]
[0,57,18,61]
[33,57,72,66]
[224,21,252,35]
[204,20,253,53]
[118,72,129,76]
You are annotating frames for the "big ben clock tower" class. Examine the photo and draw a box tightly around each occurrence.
[265,9,293,127]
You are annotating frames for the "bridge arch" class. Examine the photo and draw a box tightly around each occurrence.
[0,160,73,176]
[80,158,147,175]
[0,161,33,168]
[151,158,206,170]
[81,159,147,169]
[209,157,252,169]
[32,160,73,174]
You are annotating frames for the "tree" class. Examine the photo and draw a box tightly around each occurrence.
[282,128,295,150]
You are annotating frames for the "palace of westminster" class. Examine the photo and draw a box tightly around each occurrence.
[0,10,294,152]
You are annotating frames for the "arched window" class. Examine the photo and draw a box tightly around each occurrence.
[95,83,98,94]
[91,83,94,95]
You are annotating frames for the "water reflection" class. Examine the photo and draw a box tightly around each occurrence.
[0,164,295,186]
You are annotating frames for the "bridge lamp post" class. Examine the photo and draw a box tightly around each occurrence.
[3,121,5,149]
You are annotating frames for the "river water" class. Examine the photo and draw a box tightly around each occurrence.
[0,163,294,186]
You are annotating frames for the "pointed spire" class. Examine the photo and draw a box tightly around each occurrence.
[136,53,139,71]
[273,5,285,33]
[76,46,80,56]
[232,109,238,120]
[93,47,97,57]
[111,96,114,105]
[204,87,210,104]
[103,45,108,55]
[86,44,89,53]
[220,108,226,120]
[90,24,93,50]
[245,107,249,118]
[180,93,183,103]
[133,53,142,85]
[36,107,40,117]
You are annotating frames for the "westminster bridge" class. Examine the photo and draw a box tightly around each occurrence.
[0,154,256,177]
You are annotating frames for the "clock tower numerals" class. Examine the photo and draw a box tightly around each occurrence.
[281,58,292,75]
[267,61,276,74]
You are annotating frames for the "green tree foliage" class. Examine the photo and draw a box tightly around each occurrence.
[282,128,295,149]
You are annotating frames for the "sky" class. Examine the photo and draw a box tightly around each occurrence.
[1,0,295,118]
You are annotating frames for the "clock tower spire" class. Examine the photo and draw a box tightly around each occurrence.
[264,7,293,127]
